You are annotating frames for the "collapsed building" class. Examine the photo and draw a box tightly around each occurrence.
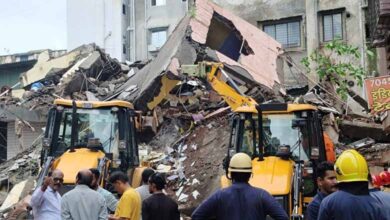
[0,0,389,218]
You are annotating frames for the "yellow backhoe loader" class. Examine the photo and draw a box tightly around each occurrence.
[37,99,145,194]
[181,62,335,219]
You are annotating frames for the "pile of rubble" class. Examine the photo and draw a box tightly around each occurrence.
[139,111,231,216]
[0,44,148,116]
[298,83,390,169]
[0,0,389,218]
[0,143,41,215]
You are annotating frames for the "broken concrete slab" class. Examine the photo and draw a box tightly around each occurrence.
[383,110,390,133]
[0,180,28,213]
[21,44,96,88]
[340,119,390,142]
[112,0,284,111]
[85,91,99,101]
[349,138,376,149]
[0,106,47,123]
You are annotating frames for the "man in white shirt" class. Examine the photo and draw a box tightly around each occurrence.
[136,169,155,201]
[30,169,64,220]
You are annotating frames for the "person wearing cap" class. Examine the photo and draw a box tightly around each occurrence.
[318,149,389,220]
[141,173,179,220]
[368,173,390,218]
[191,152,288,220]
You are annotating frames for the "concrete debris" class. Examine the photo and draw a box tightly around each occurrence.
[358,143,390,166]
[192,178,200,185]
[178,193,189,203]
[191,144,197,151]
[0,1,389,219]
[138,116,229,216]
[176,186,184,197]
[349,138,376,149]
[20,45,96,88]
[340,118,390,142]
[112,0,284,112]
[192,190,200,200]
[2,44,137,115]
[0,180,29,213]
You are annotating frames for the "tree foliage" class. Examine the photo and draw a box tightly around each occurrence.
[301,40,369,100]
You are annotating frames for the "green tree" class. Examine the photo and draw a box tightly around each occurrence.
[301,40,369,102]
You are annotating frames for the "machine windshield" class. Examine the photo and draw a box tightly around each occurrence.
[262,114,309,160]
[57,108,119,153]
[238,113,309,161]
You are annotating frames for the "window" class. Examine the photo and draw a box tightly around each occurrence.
[122,4,126,15]
[322,12,342,41]
[263,20,301,48]
[151,0,166,6]
[150,28,167,48]
[57,108,119,155]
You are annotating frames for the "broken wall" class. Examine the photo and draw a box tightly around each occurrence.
[213,0,369,115]
[6,122,44,160]
[114,0,284,111]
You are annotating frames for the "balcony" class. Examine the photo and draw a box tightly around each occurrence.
[368,0,390,46]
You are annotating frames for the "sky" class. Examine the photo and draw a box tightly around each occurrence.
[0,0,67,55]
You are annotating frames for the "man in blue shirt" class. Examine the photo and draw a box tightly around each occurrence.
[191,153,288,220]
[318,149,389,220]
[90,168,118,214]
[306,161,337,220]
[368,173,390,218]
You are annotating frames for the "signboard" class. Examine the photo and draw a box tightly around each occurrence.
[365,75,390,113]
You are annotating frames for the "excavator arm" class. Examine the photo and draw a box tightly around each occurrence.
[180,62,258,113]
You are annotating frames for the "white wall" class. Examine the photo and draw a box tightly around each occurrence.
[67,0,125,61]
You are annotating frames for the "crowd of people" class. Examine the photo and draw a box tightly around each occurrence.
[191,149,390,220]
[29,149,389,220]
[30,167,179,220]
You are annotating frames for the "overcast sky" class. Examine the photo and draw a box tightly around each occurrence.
[0,0,67,55]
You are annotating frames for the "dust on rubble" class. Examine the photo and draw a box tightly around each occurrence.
[140,116,230,217]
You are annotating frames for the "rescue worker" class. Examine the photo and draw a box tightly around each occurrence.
[306,161,337,220]
[318,149,390,220]
[368,173,390,218]
[191,153,288,220]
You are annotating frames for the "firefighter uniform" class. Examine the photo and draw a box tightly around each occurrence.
[317,150,390,220]
[191,153,288,220]
[191,182,288,220]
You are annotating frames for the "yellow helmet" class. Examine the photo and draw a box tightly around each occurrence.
[334,149,368,183]
[228,153,252,173]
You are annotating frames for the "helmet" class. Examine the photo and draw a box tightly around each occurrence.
[371,174,382,187]
[379,171,390,185]
[335,149,368,183]
[228,153,252,173]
